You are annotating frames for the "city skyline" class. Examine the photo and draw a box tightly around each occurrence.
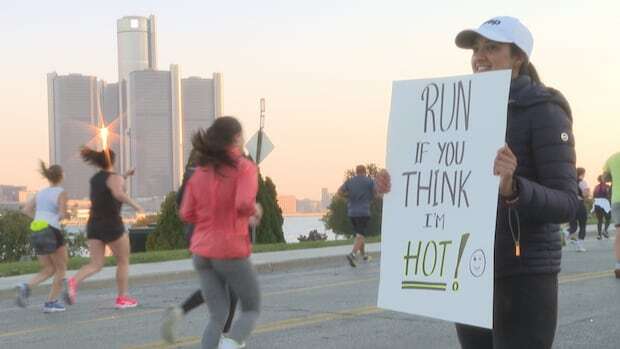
[41,14,223,200]
[1,1,619,200]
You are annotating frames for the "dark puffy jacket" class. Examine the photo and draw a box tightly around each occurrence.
[495,75,579,278]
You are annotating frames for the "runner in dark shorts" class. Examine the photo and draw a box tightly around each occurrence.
[17,161,69,313]
[338,165,389,267]
[63,147,144,309]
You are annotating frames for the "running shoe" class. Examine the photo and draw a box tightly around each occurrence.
[115,295,139,309]
[346,253,357,267]
[161,305,183,343]
[220,337,246,349]
[63,277,77,305]
[615,269,620,279]
[363,255,372,262]
[43,300,66,313]
[576,241,587,252]
[16,283,30,308]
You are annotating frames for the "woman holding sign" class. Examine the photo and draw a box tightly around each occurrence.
[453,17,579,348]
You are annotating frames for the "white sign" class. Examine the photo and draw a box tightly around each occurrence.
[246,131,274,164]
[377,71,511,329]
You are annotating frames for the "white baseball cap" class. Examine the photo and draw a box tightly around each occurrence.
[455,16,534,59]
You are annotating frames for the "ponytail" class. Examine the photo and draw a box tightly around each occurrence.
[511,44,542,85]
[81,146,115,169]
[39,160,63,184]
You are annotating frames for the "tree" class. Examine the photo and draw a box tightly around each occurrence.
[0,210,32,262]
[322,164,383,238]
[255,174,285,243]
[146,192,186,251]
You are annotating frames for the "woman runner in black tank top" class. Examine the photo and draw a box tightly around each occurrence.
[63,147,143,309]
[87,170,125,242]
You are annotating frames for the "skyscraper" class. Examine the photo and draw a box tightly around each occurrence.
[47,73,98,199]
[99,81,120,171]
[181,73,223,165]
[320,187,332,210]
[127,65,182,198]
[117,15,158,174]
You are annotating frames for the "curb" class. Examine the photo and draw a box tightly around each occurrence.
[0,251,381,301]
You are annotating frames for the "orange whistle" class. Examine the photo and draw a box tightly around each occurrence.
[515,242,521,257]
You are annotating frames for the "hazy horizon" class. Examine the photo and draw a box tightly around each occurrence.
[1,0,619,200]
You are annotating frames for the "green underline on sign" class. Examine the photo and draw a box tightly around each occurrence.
[401,281,447,291]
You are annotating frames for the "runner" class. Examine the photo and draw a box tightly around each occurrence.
[63,147,143,309]
[161,148,237,344]
[453,16,579,348]
[17,161,69,313]
[338,165,387,267]
[179,116,263,349]
[592,174,611,239]
[603,152,620,278]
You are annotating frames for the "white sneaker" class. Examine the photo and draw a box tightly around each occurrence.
[220,337,246,349]
[161,305,184,343]
[576,241,587,252]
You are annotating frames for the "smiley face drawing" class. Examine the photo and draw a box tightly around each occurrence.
[469,249,486,278]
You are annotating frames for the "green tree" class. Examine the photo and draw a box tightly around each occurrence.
[0,210,32,262]
[322,164,383,237]
[255,174,285,243]
[146,192,186,251]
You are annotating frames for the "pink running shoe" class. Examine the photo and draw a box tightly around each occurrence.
[115,295,139,309]
[63,278,78,305]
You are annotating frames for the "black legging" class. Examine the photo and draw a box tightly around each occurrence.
[569,202,588,240]
[456,273,558,349]
[594,206,611,236]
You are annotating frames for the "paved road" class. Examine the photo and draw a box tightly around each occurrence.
[1,238,618,349]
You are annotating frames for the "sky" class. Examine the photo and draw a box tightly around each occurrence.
[1,0,618,200]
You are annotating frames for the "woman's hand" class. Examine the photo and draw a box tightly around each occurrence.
[249,203,263,227]
[375,169,392,195]
[494,145,518,197]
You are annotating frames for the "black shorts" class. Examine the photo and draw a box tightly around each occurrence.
[350,216,370,237]
[32,226,65,255]
[87,219,126,243]
[51,226,65,249]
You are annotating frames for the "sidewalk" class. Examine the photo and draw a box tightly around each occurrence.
[0,242,382,293]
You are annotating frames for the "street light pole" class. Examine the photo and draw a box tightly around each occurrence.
[252,98,266,243]
[256,98,265,164]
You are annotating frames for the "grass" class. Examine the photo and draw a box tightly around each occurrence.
[0,235,381,278]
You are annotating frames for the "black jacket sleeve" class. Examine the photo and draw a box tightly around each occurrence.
[513,102,579,224]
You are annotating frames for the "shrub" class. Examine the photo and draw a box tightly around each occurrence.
[0,211,32,262]
[146,192,186,251]
[297,229,328,242]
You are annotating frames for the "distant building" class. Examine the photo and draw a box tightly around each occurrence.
[277,195,297,214]
[296,198,321,213]
[127,65,183,198]
[320,188,333,210]
[18,190,36,203]
[99,81,121,172]
[47,72,98,199]
[181,73,222,166]
[117,15,158,174]
[0,185,26,202]
[45,15,223,201]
